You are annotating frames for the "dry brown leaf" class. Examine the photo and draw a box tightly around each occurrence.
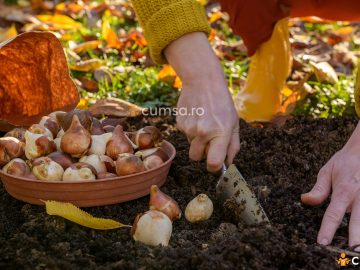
[0,31,79,126]
[89,98,145,117]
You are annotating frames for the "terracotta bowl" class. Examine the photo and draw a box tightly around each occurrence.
[0,140,176,207]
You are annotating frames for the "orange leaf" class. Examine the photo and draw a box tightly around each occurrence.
[158,65,177,79]
[102,20,122,49]
[72,40,102,54]
[173,76,182,89]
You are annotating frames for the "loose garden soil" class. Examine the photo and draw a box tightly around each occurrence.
[0,115,358,269]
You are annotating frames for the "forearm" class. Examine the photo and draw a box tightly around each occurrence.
[164,32,226,87]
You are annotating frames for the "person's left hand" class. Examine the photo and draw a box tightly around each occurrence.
[301,121,360,250]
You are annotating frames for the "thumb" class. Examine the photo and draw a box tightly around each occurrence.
[301,164,332,206]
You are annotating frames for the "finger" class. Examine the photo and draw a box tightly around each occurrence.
[189,136,207,161]
[317,198,348,246]
[206,135,230,172]
[301,164,332,206]
[349,197,360,248]
[225,132,240,166]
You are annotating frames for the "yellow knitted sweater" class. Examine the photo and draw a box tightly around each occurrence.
[130,0,210,64]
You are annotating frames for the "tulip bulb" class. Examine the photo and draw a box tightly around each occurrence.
[32,157,64,181]
[128,126,162,150]
[103,125,115,133]
[0,137,25,166]
[79,154,114,174]
[63,162,96,181]
[149,185,181,221]
[39,116,60,138]
[143,155,164,170]
[88,132,112,155]
[57,109,93,131]
[5,128,26,142]
[47,152,73,170]
[56,129,64,139]
[60,115,91,158]
[185,194,213,223]
[2,158,30,176]
[24,131,56,160]
[91,118,104,135]
[115,153,145,176]
[106,126,134,159]
[131,210,172,247]
[48,111,65,124]
[28,124,54,139]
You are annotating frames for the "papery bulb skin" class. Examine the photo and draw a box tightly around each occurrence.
[2,158,30,177]
[39,116,60,138]
[91,118,104,135]
[28,124,54,139]
[79,154,107,174]
[47,151,73,170]
[0,137,25,166]
[185,194,213,223]
[32,157,64,182]
[131,210,172,247]
[149,185,181,221]
[88,132,112,155]
[62,162,96,181]
[115,153,145,176]
[24,131,56,160]
[57,109,93,131]
[143,155,164,170]
[5,128,26,142]
[103,125,115,133]
[60,115,91,158]
[128,126,162,150]
[106,126,134,159]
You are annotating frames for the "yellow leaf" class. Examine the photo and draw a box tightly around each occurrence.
[0,24,17,43]
[282,85,293,98]
[44,200,131,230]
[209,12,223,24]
[69,59,103,72]
[72,40,102,54]
[36,14,82,30]
[197,0,208,5]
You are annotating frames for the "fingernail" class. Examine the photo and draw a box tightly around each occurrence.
[319,238,329,245]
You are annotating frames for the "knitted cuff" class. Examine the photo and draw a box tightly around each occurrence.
[143,0,211,64]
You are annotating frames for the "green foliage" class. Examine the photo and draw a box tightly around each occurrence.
[294,75,356,118]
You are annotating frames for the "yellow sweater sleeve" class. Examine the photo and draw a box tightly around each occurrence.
[131,0,211,64]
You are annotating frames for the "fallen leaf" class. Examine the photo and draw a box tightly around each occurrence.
[36,14,82,30]
[69,59,104,72]
[89,97,146,117]
[310,61,338,84]
[102,11,122,49]
[44,200,130,230]
[0,32,79,126]
[71,40,102,54]
[80,77,98,92]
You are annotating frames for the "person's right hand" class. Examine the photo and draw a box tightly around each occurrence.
[165,32,240,172]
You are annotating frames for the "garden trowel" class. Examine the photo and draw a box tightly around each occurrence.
[216,164,269,224]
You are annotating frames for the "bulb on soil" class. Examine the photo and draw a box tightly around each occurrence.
[131,210,172,247]
[149,185,181,221]
[185,194,213,223]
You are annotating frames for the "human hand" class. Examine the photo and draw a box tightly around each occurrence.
[301,121,360,250]
[165,32,240,172]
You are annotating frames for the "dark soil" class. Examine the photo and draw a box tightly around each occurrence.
[0,116,359,269]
